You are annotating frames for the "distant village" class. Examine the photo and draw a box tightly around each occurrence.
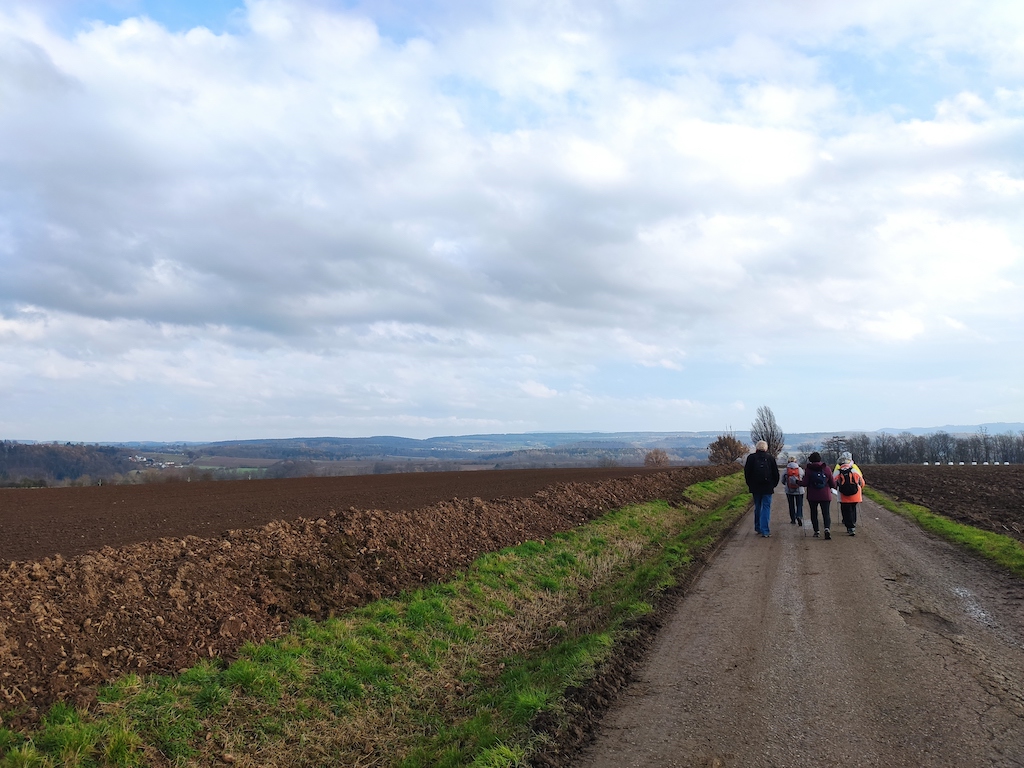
[128,455,180,470]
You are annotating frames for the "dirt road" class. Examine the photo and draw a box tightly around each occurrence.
[576,495,1024,767]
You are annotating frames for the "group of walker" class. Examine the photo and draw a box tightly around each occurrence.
[743,440,866,540]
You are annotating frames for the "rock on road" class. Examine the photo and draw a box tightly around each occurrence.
[577,495,1024,767]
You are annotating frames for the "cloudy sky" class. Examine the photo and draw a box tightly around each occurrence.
[1,0,1022,442]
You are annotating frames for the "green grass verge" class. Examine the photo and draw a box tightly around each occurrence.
[0,472,749,768]
[865,487,1024,578]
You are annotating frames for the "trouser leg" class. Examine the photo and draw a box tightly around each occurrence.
[759,494,772,535]
[815,501,831,532]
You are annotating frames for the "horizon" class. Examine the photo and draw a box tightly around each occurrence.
[8,420,1024,447]
[2,1,1022,441]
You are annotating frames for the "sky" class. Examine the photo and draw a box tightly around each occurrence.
[1,0,1023,442]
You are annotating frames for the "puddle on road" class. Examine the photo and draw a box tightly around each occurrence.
[951,586,994,626]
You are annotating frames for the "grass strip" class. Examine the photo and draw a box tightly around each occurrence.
[865,487,1024,578]
[0,472,748,768]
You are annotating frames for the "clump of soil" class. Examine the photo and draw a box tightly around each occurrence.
[0,466,732,723]
[867,465,1024,542]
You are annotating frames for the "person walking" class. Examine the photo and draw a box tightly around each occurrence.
[833,450,864,478]
[800,451,836,539]
[782,455,804,526]
[744,440,780,538]
[834,451,866,535]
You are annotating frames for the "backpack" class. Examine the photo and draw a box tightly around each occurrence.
[837,467,859,496]
[785,466,800,491]
[807,465,828,490]
[751,453,773,485]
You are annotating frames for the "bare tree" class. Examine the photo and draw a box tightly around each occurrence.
[929,431,953,463]
[795,441,817,464]
[847,433,872,464]
[644,448,670,467]
[994,432,1016,463]
[977,426,992,463]
[750,406,784,460]
[821,435,848,467]
[707,432,748,465]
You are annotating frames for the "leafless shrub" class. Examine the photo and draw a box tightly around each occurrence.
[707,433,748,465]
[644,449,670,467]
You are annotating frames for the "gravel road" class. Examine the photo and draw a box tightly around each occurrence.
[576,495,1024,767]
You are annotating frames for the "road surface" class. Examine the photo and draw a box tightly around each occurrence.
[577,495,1024,767]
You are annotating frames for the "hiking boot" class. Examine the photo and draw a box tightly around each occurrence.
[824,529,831,540]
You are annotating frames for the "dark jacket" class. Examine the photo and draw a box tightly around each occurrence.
[744,450,780,494]
[800,460,836,501]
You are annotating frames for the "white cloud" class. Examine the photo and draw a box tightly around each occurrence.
[0,0,1022,439]
[519,380,558,398]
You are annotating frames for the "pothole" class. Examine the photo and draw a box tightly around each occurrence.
[900,608,961,635]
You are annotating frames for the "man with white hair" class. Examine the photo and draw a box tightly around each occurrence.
[744,440,780,538]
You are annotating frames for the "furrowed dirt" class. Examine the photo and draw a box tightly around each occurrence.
[867,464,1024,543]
[0,467,697,564]
[0,465,733,724]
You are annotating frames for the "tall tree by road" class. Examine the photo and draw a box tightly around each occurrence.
[750,406,784,459]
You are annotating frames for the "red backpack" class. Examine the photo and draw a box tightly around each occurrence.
[786,465,800,491]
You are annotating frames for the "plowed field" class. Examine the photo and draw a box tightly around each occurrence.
[866,464,1024,542]
[0,467,687,564]
[0,465,732,723]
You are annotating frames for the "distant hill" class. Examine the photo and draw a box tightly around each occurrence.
[181,432,724,467]
[875,423,1024,436]
[93,424,1024,464]
[4,423,1020,486]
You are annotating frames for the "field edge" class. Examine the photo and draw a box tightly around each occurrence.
[865,487,1024,579]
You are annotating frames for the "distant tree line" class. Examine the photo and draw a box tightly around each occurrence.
[809,429,1024,466]
[0,441,135,487]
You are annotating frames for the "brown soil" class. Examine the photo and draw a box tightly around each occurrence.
[0,465,732,724]
[866,465,1024,542]
[0,467,685,564]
